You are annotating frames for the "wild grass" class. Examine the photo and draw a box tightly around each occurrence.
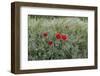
[28,15,88,60]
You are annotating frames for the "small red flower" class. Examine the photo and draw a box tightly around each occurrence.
[48,41,53,46]
[55,33,61,40]
[61,34,68,41]
[43,32,48,37]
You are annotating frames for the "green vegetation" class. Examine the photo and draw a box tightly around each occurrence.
[28,15,88,60]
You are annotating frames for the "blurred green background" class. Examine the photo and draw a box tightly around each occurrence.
[28,15,88,60]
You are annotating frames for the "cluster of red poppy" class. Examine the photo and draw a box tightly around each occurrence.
[43,32,68,46]
[55,33,68,41]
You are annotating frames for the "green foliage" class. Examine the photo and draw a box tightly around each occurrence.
[28,15,88,60]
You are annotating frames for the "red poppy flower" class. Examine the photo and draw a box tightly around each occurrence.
[48,41,53,46]
[55,33,61,40]
[43,32,48,37]
[61,34,68,41]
